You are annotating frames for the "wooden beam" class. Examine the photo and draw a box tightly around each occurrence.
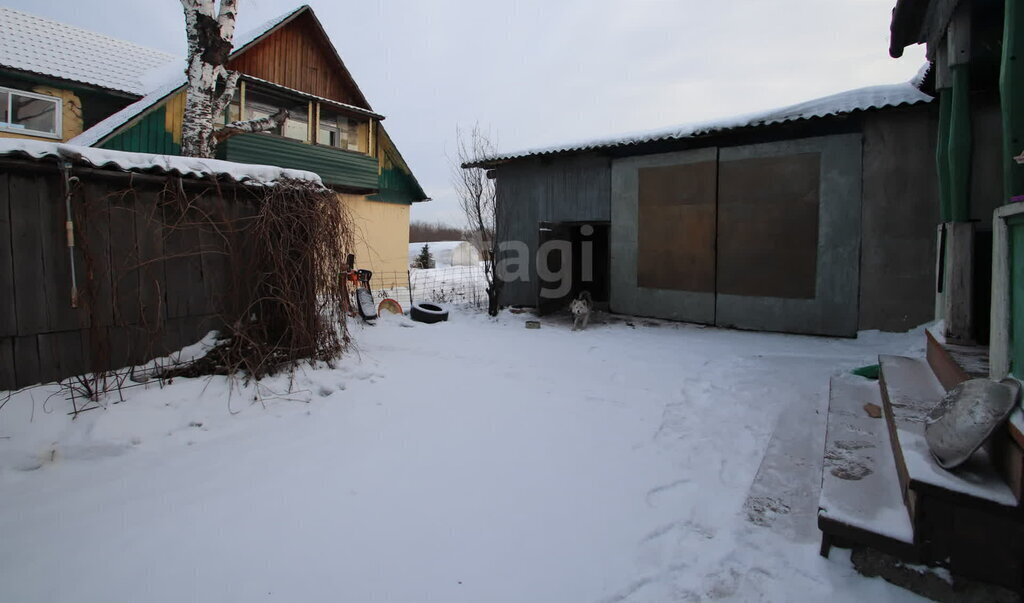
[937,87,953,222]
[948,62,972,223]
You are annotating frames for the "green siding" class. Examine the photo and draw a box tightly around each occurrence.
[221,133,379,190]
[100,107,181,155]
[1010,215,1024,377]
[371,165,424,204]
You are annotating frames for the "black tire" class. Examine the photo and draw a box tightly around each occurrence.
[411,302,449,324]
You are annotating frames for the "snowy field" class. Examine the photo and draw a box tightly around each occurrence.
[0,310,929,602]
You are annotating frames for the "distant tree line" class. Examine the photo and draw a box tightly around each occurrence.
[409,220,468,243]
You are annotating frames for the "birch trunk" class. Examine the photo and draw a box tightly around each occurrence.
[179,0,285,157]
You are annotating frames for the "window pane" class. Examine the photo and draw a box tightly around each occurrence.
[244,88,307,141]
[0,90,8,125]
[318,107,368,152]
[281,108,308,142]
[11,93,56,134]
[317,111,345,147]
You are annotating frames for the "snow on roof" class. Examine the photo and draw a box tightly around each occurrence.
[0,7,178,95]
[69,6,309,148]
[469,75,934,167]
[0,139,323,186]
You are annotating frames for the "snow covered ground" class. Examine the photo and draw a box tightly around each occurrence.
[0,310,929,602]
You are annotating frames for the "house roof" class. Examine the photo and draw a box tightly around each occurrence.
[69,5,383,148]
[69,5,311,147]
[889,0,963,59]
[466,71,933,168]
[0,6,178,95]
[0,138,323,186]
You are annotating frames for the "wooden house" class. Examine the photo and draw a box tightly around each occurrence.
[0,5,428,287]
[815,1,1024,595]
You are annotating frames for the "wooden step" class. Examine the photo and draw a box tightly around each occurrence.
[925,328,989,391]
[924,331,1024,503]
[878,354,1017,509]
[878,355,1024,590]
[818,376,916,560]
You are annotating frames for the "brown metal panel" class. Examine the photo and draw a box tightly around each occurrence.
[80,181,114,327]
[10,173,48,335]
[108,194,140,326]
[39,173,89,333]
[0,172,16,337]
[717,153,820,299]
[134,189,166,332]
[13,335,39,387]
[637,161,717,292]
[0,337,14,389]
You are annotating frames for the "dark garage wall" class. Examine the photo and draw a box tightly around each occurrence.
[494,155,611,307]
[492,103,941,335]
[859,106,939,332]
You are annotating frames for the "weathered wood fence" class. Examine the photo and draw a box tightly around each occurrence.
[0,158,258,390]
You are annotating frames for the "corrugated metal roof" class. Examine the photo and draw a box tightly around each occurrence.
[0,138,324,185]
[0,7,177,95]
[467,76,934,168]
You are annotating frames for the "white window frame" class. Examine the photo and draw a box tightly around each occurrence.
[0,85,62,139]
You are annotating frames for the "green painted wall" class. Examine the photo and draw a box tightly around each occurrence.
[371,165,423,204]
[221,133,379,190]
[100,107,181,155]
[99,113,426,202]
[1010,215,1024,377]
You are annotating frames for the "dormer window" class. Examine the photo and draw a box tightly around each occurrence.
[318,107,367,153]
[229,81,373,154]
[0,86,61,138]
[244,87,310,143]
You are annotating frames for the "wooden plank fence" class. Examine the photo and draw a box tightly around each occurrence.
[0,158,258,390]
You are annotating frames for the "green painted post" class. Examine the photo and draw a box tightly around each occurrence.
[1002,0,1024,203]
[1009,217,1024,376]
[936,88,953,222]
[1003,1,1024,377]
[948,63,972,223]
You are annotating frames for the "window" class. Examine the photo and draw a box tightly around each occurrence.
[244,88,309,142]
[0,86,61,137]
[317,107,366,153]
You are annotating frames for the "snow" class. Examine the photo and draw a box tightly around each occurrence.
[0,139,323,186]
[409,240,482,268]
[0,7,177,95]
[0,311,932,602]
[899,428,1018,506]
[471,76,933,166]
[66,79,187,147]
[818,375,914,544]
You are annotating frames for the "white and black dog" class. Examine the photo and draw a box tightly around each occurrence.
[569,290,593,331]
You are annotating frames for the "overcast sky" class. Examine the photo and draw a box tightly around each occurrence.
[7,0,925,225]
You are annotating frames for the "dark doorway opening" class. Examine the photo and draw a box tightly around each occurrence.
[536,221,610,315]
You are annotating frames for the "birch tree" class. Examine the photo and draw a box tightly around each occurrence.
[179,0,287,157]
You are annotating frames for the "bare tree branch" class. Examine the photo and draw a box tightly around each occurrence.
[452,124,502,316]
[212,70,241,118]
[214,109,289,143]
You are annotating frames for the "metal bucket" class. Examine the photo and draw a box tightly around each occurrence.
[924,378,1020,469]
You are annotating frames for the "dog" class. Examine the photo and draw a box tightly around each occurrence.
[569,290,593,331]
